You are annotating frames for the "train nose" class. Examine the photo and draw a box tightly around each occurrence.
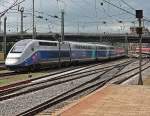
[5,53,22,66]
[5,58,19,65]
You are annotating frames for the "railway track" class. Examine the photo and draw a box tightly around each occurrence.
[36,60,150,116]
[113,63,150,84]
[0,62,90,79]
[0,58,139,116]
[0,59,133,100]
[0,65,6,71]
[2,58,149,116]
[0,58,130,90]
[0,61,103,83]
[0,63,4,66]
[0,71,23,78]
[0,58,129,79]
[0,61,103,90]
[16,59,137,116]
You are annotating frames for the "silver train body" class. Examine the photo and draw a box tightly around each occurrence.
[5,39,126,71]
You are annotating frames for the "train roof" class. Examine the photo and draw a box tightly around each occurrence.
[17,39,113,48]
[66,41,112,47]
[15,39,33,46]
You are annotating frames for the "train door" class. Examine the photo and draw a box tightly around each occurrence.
[95,46,98,60]
[60,42,71,63]
[108,47,115,58]
[106,47,111,59]
[30,42,39,64]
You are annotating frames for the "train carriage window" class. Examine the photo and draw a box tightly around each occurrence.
[88,46,92,49]
[110,47,114,50]
[75,45,81,49]
[39,42,57,46]
[75,45,78,49]
[75,45,93,49]
[98,46,106,50]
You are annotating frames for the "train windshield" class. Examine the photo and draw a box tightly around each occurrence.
[11,46,26,53]
[10,40,30,53]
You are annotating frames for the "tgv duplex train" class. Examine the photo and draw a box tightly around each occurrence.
[5,39,126,71]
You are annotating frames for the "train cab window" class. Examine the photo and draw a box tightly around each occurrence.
[10,40,31,53]
[39,42,57,46]
[11,46,25,53]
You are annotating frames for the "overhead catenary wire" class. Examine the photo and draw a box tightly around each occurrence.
[2,0,150,33]
[0,0,26,17]
[0,0,19,16]
[2,0,134,31]
[101,0,150,23]
[119,0,135,10]
[101,0,134,16]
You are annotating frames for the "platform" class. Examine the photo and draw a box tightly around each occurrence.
[53,85,150,116]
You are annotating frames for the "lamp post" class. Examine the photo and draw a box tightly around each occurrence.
[32,0,35,39]
[61,10,64,42]
[136,10,143,85]
[125,33,128,56]
[3,17,7,59]
[18,7,24,39]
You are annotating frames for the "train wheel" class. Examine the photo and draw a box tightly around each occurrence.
[63,62,70,67]
[30,65,37,72]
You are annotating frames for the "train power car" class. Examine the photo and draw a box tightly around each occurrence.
[5,39,126,71]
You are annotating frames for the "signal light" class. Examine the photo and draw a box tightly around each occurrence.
[136,10,143,18]
[136,27,143,34]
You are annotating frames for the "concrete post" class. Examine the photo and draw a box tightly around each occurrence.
[32,0,35,39]
[61,11,64,42]
[20,7,24,39]
[3,17,7,59]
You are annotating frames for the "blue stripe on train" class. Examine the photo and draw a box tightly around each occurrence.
[97,50,108,57]
[71,50,108,59]
[19,50,108,66]
[20,50,70,66]
[71,51,95,59]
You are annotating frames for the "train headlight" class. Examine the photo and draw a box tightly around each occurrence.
[5,58,19,65]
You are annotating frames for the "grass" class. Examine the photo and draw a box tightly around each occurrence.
[1,72,150,87]
[0,72,50,87]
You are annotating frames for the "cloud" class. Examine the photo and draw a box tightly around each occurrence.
[0,0,150,33]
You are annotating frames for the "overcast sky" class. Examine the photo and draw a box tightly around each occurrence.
[0,0,150,33]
